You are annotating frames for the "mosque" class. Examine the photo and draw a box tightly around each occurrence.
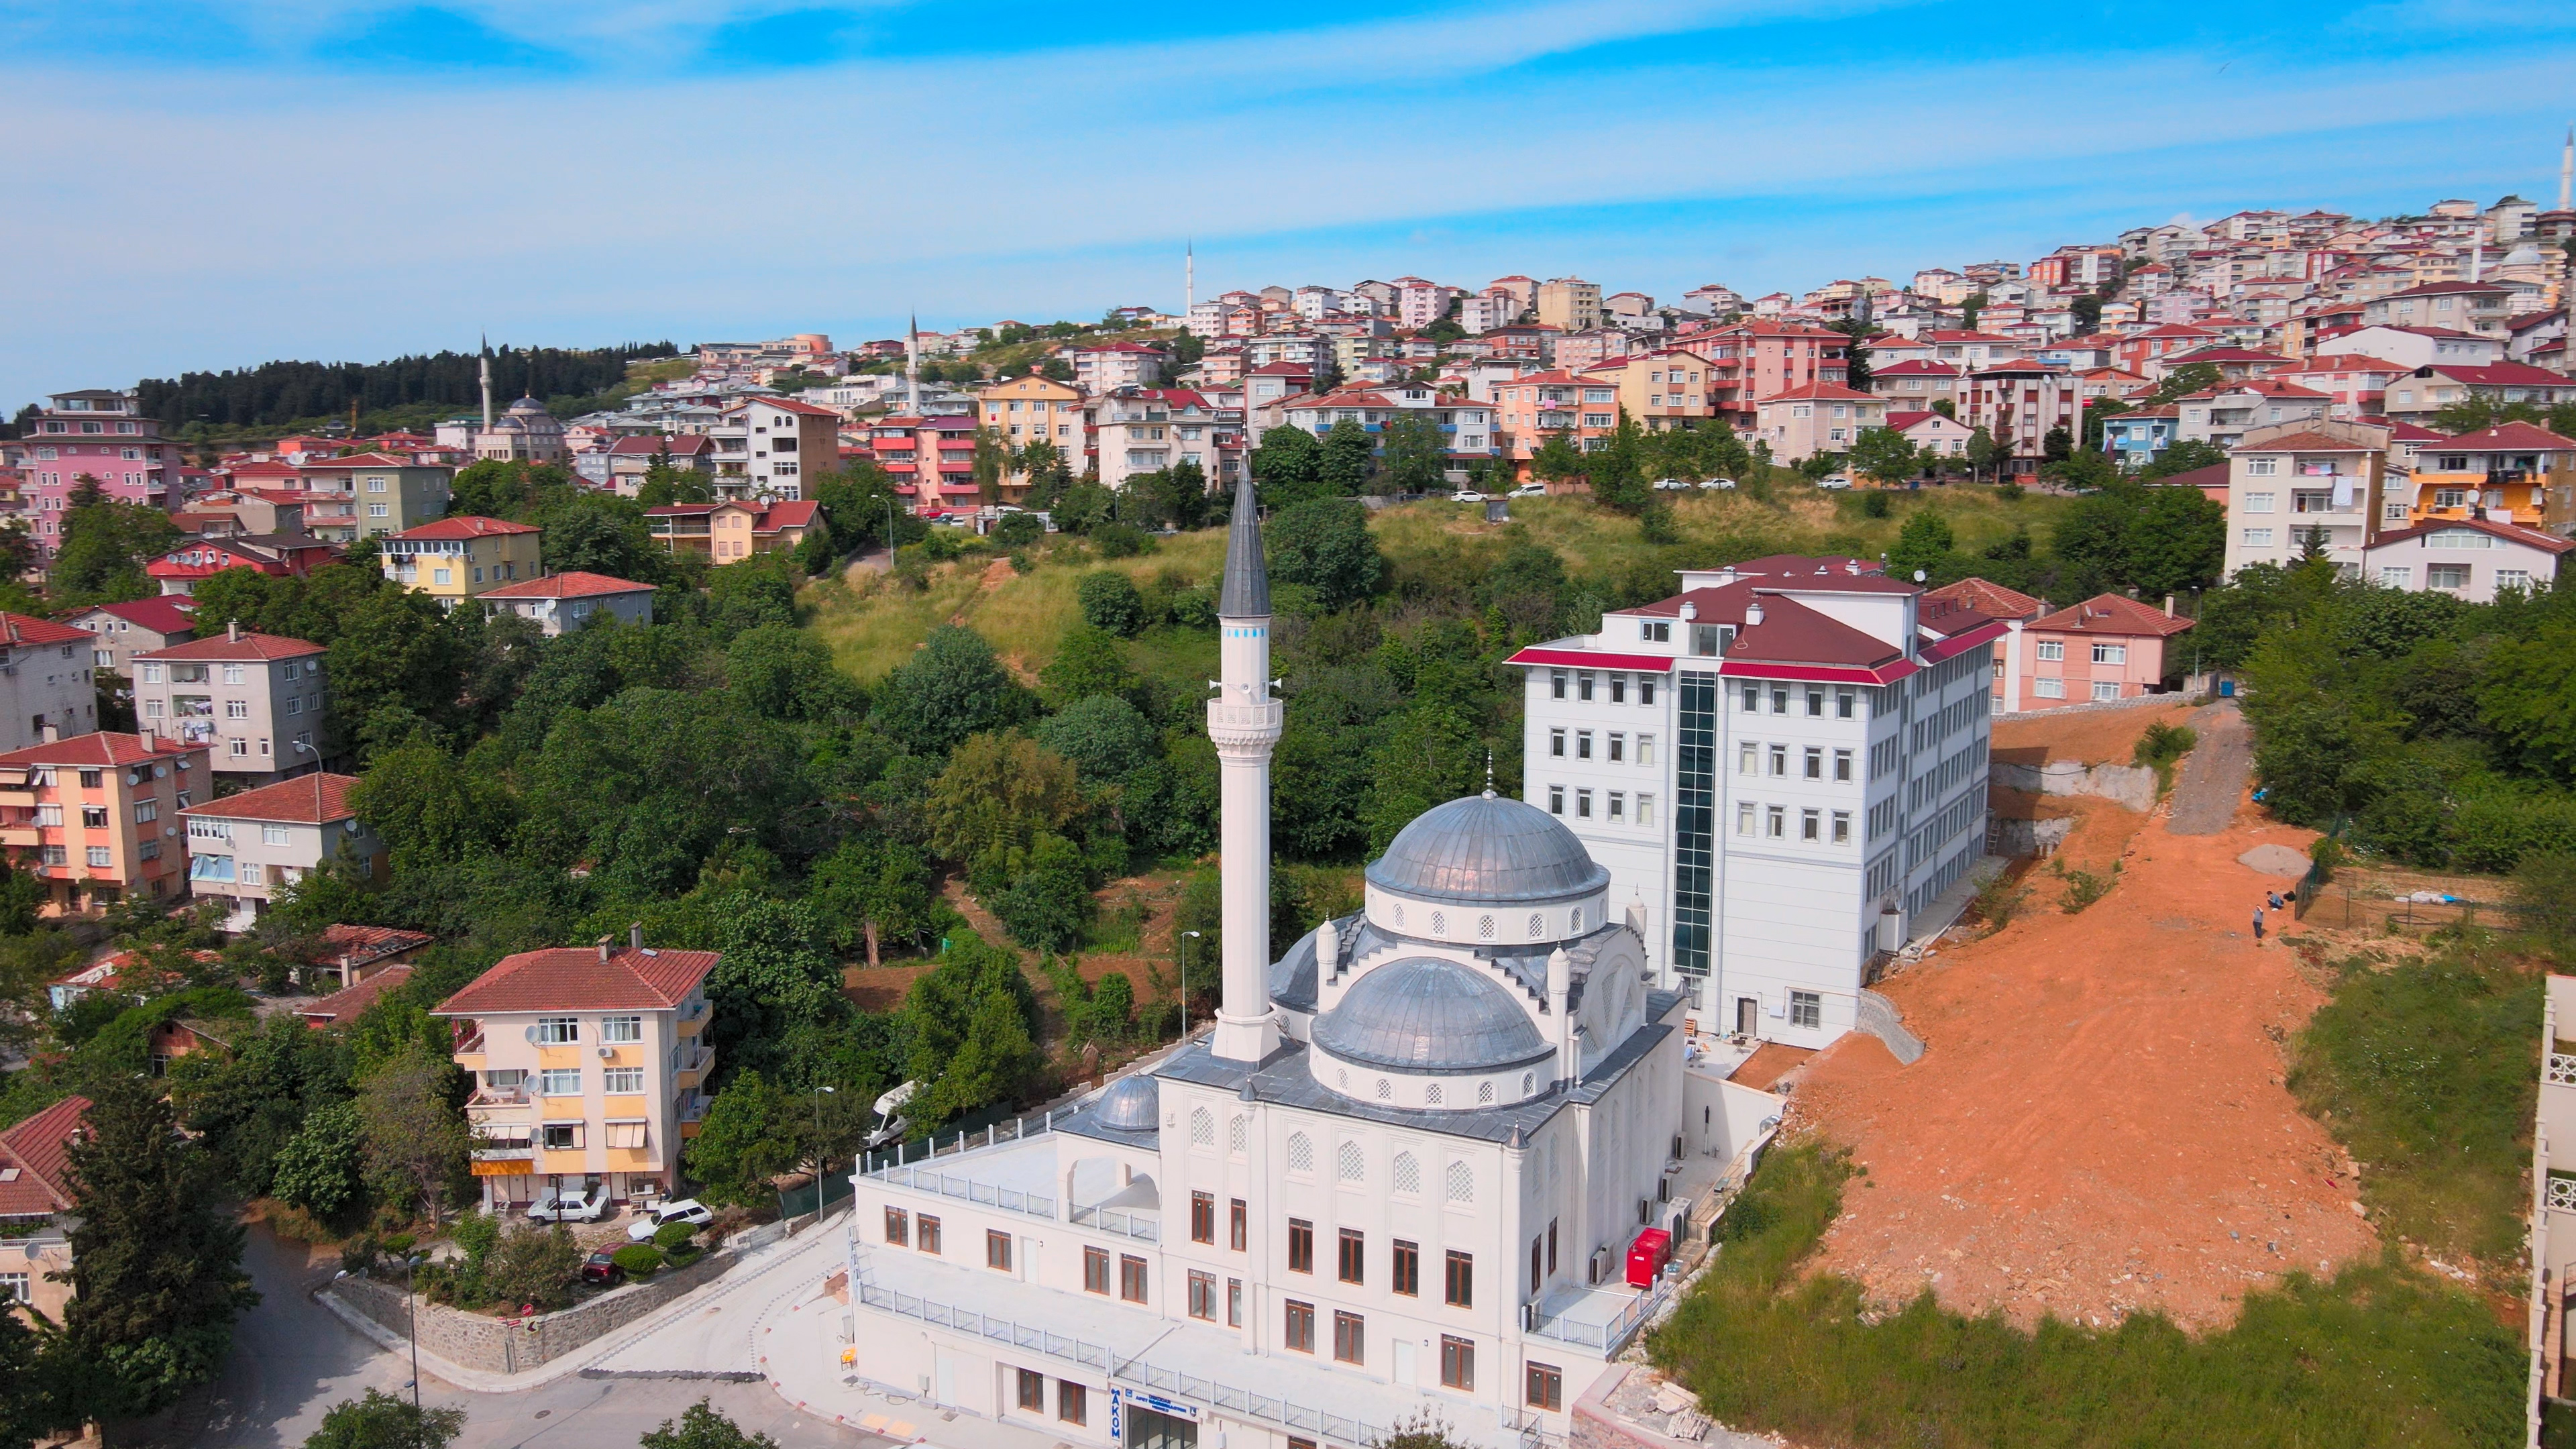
[841,479,1781,1449]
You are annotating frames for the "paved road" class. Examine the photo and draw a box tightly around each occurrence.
[2163,700,2251,836]
[136,1223,873,1449]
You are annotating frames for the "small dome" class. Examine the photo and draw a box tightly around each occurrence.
[1312,958,1550,1075]
[1365,794,1608,905]
[1091,1074,1158,1132]
[508,395,551,414]
[2504,243,2544,265]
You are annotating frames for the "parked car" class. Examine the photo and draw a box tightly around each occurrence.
[1650,477,1692,491]
[629,1198,716,1242]
[1448,489,1488,503]
[528,1189,606,1224]
[580,1248,624,1285]
[1815,474,1853,490]
[1699,477,1736,490]
[1507,483,1550,498]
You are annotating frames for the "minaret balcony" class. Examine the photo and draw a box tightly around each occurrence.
[1207,700,1283,739]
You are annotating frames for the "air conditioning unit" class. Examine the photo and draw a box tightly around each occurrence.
[1587,1247,1609,1285]
[1638,1197,1652,1225]
[597,1046,614,1059]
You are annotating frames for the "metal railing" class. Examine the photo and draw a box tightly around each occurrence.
[1068,1204,1159,1242]
[467,1085,529,1108]
[872,1164,1057,1222]
[1524,1279,1672,1354]
[2549,1053,2576,1088]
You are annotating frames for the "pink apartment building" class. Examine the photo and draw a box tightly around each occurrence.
[2008,594,2195,710]
[14,390,180,560]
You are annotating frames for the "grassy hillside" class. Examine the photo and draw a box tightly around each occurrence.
[803,482,2072,681]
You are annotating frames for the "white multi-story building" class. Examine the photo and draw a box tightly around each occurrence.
[840,482,1781,1449]
[1508,556,2004,1047]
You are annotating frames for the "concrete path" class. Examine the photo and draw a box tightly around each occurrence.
[2163,700,2251,836]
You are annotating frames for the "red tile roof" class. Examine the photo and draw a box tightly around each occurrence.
[136,630,323,662]
[1886,411,1965,431]
[2031,593,2196,639]
[2234,430,2379,453]
[2431,422,2576,451]
[2419,362,2576,388]
[390,515,539,540]
[300,965,411,1026]
[604,434,713,456]
[753,500,820,532]
[1871,360,1963,376]
[2146,462,2231,494]
[1758,382,1878,402]
[0,732,205,769]
[324,924,434,967]
[297,453,416,469]
[0,1095,89,1218]
[64,598,197,635]
[1925,577,2047,620]
[2369,517,2576,554]
[180,771,359,824]
[479,570,655,600]
[0,613,93,647]
[433,943,720,1016]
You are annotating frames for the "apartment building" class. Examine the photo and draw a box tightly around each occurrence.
[2359,280,2516,337]
[2172,380,2332,449]
[60,598,195,678]
[2362,518,2573,602]
[0,614,101,753]
[601,434,714,498]
[0,731,210,912]
[1278,388,1499,462]
[1578,350,1718,432]
[146,533,340,596]
[1753,384,1887,462]
[2220,429,2388,578]
[978,376,1092,493]
[1069,343,1169,392]
[12,390,178,524]
[1508,555,2004,1045]
[433,929,720,1212]
[1674,321,1851,427]
[1091,388,1240,493]
[2007,595,2194,709]
[643,500,820,561]
[1955,360,2082,477]
[178,772,382,932]
[480,572,658,635]
[132,625,334,785]
[866,415,982,513]
[1869,360,1963,415]
[379,516,543,606]
[2379,362,2576,427]
[1535,278,1603,333]
[706,396,841,502]
[1493,371,1620,468]
[2393,422,2576,529]
[0,1095,87,1325]
[292,453,455,539]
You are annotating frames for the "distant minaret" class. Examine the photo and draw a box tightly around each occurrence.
[478,335,494,429]
[2561,125,2573,213]
[906,314,921,415]
[1209,473,1282,1065]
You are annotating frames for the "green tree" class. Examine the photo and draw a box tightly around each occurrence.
[1267,500,1385,609]
[480,1222,580,1311]
[808,838,934,965]
[2141,438,2229,480]
[51,477,181,606]
[354,1048,468,1224]
[58,1074,259,1419]
[0,1296,68,1448]
[1038,626,1140,708]
[1884,509,1955,582]
[1964,427,2001,484]
[1320,420,1375,496]
[1077,571,1146,637]
[641,1399,782,1449]
[704,896,846,1068]
[1529,432,1585,490]
[270,1100,366,1220]
[898,934,1042,1127]
[988,833,1095,951]
[926,733,1084,863]
[726,625,861,722]
[1378,411,1450,496]
[327,587,469,757]
[871,627,1031,754]
[2145,362,2224,407]
[302,1389,465,1449]
[1846,425,1917,484]
[1252,426,1328,507]
[683,1069,795,1207]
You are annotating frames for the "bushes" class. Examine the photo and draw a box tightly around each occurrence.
[611,1244,663,1279]
[1077,571,1145,637]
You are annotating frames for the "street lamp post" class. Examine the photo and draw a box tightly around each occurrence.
[403,1252,426,1410]
[1179,930,1202,1040]
[812,1084,836,1204]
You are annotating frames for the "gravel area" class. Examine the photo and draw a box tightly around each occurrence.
[2162,700,2250,836]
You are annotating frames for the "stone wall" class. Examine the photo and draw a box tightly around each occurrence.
[1990,759,2159,814]
[327,1247,738,1375]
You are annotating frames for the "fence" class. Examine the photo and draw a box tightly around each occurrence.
[776,1168,856,1222]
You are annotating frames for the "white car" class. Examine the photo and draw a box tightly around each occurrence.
[1650,477,1692,491]
[1816,474,1853,490]
[527,1189,606,1224]
[1699,477,1736,490]
[629,1198,714,1242]
[1449,490,1489,503]
[1507,483,1550,498]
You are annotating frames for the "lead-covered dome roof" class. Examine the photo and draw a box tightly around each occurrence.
[1364,793,1608,905]
[1311,957,1550,1075]
[1091,1074,1158,1131]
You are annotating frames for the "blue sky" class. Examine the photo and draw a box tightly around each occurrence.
[5,0,2573,415]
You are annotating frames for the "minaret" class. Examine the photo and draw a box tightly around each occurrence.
[906,314,921,415]
[478,335,494,429]
[1209,472,1282,1065]
[2561,125,2572,213]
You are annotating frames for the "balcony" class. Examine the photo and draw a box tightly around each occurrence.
[676,1091,710,1124]
[0,827,38,848]
[468,1084,529,1110]
[451,1028,485,1056]
[674,1043,714,1082]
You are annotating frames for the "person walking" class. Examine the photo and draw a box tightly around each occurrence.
[2252,904,2266,946]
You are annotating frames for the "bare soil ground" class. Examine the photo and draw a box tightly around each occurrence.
[1781,735,2375,1332]
[1990,700,2198,768]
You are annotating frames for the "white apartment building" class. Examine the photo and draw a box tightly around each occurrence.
[1091,388,1238,492]
[1073,343,1171,392]
[2173,381,2332,450]
[432,929,719,1212]
[706,396,841,502]
[2220,430,2387,578]
[1509,556,2004,1049]
[0,614,101,754]
[131,626,335,785]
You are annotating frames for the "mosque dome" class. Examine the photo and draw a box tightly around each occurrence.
[1365,793,1609,906]
[508,394,551,413]
[1310,957,1551,1075]
[2504,242,2544,266]
[1091,1073,1159,1132]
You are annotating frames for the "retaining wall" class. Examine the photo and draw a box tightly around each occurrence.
[326,1246,738,1375]
[1990,759,2159,813]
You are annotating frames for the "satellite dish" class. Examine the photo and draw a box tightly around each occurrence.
[1914,570,1927,582]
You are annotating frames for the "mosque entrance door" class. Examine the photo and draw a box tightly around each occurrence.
[1127,1404,1198,1449]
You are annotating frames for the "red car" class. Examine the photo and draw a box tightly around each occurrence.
[580,1249,624,1285]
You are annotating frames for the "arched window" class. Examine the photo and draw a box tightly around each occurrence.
[1190,1107,1214,1146]
[1394,1150,1423,1193]
[1478,1081,1496,1104]
[1479,915,1496,940]
[1445,1160,1474,1203]
[1430,911,1447,934]
[1375,1077,1392,1099]
[1337,1140,1365,1183]
[1523,1071,1536,1095]
[1391,902,1406,928]
[1570,906,1584,932]
[1228,1114,1248,1153]
[1527,913,1544,938]
[1424,1083,1444,1107]
[1287,1132,1314,1173]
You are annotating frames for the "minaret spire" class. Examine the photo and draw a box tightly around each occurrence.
[478,334,493,429]
[906,313,921,416]
[2561,125,2573,213]
[1209,471,1281,1065]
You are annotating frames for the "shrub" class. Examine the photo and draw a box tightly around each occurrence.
[1092,523,1151,558]
[2512,851,2576,948]
[611,1244,663,1279]
[654,1220,702,1251]
[2308,835,2343,882]
[1077,570,1146,637]
[2056,859,2117,912]
[2133,721,2197,767]
[1859,490,1891,519]
[992,513,1044,549]
[483,1222,582,1312]
[379,1232,415,1256]
[340,1233,379,1276]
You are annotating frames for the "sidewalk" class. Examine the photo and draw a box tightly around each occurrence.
[757,1278,1062,1449]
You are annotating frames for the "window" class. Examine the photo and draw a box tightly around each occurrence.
[2035,640,2063,661]
[539,1069,581,1095]
[1640,676,1657,706]
[1287,1218,1314,1273]
[2428,564,2470,590]
[1771,687,1789,714]
[1527,1362,1564,1411]
[1285,1300,1316,1352]
[1392,1240,1421,1296]
[2500,570,2533,592]
[0,1273,27,1305]
[81,805,105,829]
[1609,674,1626,704]
[1444,1250,1474,1307]
[2090,643,2127,665]
[256,821,284,843]
[1837,688,1856,719]
[1228,1277,1244,1327]
[225,700,248,719]
[1550,669,1566,700]
[1608,732,1625,762]
[1638,794,1656,826]
[2244,491,2275,513]
[1737,802,1755,836]
[1738,742,1756,775]
[1440,1336,1475,1391]
[1801,808,1821,841]
[1549,728,1565,758]
[2035,678,2065,698]
[2378,566,2412,586]
[1807,688,1825,717]
[1188,1269,1217,1320]
[988,1229,1014,1271]
[1833,749,1853,782]
[602,1067,644,1093]
[1769,745,1787,776]
[541,1122,580,1150]
[1332,1311,1365,1364]
[1446,1160,1474,1203]
[1287,1132,1313,1173]
[536,1016,578,1044]
[1740,683,1760,712]
[2385,502,2410,521]
[1608,791,1625,821]
[601,1016,642,1043]
[1767,806,1785,838]
[1576,789,1592,819]
[1083,1246,1110,1293]
[1546,784,1564,815]
[1638,733,1655,764]
[918,1216,941,1254]
[1337,1139,1364,1182]
[1804,747,1823,780]
[1338,1228,1366,1284]
[2242,528,2274,547]
[2091,682,2121,702]
[1230,1197,1246,1250]
[1576,731,1593,760]
[604,1120,646,1148]
[1017,1368,1045,1411]
[1577,672,1595,702]
[1790,990,1822,1028]
[1057,1382,1087,1426]
[2245,458,2277,476]
[1833,810,1851,845]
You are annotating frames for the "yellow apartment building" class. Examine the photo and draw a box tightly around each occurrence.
[378,515,545,608]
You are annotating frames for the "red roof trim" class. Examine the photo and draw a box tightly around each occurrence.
[1503,648,1675,672]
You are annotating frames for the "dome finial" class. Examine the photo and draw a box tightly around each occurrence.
[1483,751,1496,799]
